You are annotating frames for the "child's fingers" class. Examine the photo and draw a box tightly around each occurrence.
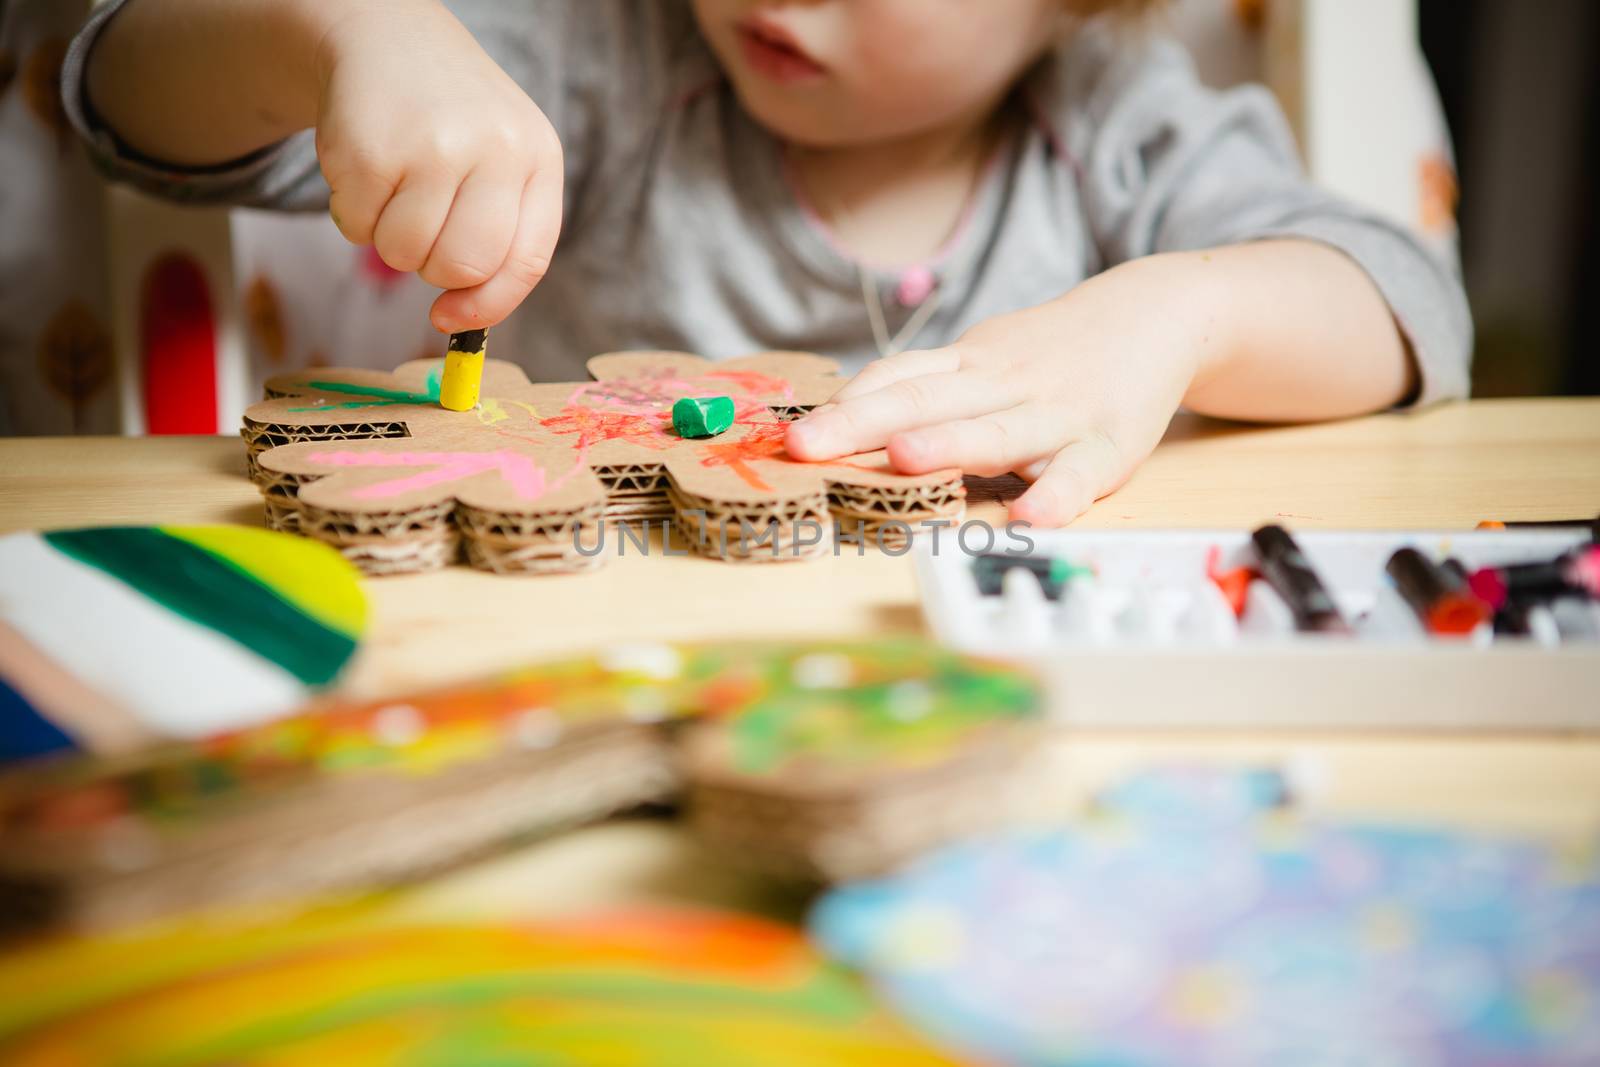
[831,347,961,403]
[886,406,1058,478]
[430,163,563,332]
[320,127,400,245]
[371,169,458,273]
[1010,435,1124,527]
[419,164,521,291]
[327,171,397,246]
[785,371,1007,461]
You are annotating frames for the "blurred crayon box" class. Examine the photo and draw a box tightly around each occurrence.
[917,529,1599,729]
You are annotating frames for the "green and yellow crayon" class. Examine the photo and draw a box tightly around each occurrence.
[440,328,488,411]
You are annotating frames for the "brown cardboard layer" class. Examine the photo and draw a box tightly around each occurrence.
[3,728,674,932]
[684,742,1053,882]
[0,643,1045,935]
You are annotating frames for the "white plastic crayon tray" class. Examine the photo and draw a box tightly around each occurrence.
[916,530,1600,731]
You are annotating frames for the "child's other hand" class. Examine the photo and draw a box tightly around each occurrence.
[786,255,1211,527]
[313,1,563,333]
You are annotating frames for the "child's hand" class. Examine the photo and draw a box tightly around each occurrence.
[313,1,563,333]
[786,254,1212,527]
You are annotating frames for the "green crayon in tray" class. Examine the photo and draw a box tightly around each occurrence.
[972,553,1089,602]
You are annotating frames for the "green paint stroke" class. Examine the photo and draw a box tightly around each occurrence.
[288,366,444,412]
[161,968,867,1067]
[44,528,357,687]
[728,649,1038,776]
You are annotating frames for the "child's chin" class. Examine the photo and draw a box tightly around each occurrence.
[731,84,893,149]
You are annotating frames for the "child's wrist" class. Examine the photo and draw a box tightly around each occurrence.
[218,0,351,130]
[307,0,450,90]
[1086,251,1218,394]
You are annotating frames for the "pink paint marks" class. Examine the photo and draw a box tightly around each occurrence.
[704,369,794,405]
[490,428,597,496]
[569,368,797,421]
[565,372,692,416]
[309,450,549,502]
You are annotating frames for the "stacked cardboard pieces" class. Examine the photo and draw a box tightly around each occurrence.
[0,642,1043,936]
[241,352,967,575]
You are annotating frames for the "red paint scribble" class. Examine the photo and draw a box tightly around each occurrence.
[698,423,790,492]
[539,406,674,451]
[697,423,899,493]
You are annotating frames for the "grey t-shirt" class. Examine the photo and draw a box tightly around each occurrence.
[64,0,1472,404]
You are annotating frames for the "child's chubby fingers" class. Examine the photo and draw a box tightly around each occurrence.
[886,404,1061,478]
[326,168,398,246]
[830,347,962,404]
[310,0,566,310]
[431,159,564,332]
[418,162,523,291]
[786,370,1013,461]
[371,165,459,274]
[1010,434,1126,528]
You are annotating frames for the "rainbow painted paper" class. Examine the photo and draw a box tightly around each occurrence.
[813,769,1600,1067]
[0,907,962,1067]
[0,526,366,757]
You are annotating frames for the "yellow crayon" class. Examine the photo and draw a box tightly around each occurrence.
[440,328,488,411]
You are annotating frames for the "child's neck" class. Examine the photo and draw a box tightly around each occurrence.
[786,106,1010,270]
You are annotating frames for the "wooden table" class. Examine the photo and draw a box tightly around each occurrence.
[3,398,1599,919]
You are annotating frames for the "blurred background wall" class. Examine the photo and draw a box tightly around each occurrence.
[0,0,1594,438]
[1422,0,1600,398]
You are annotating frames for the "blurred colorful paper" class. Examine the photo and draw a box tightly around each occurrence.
[814,768,1600,1067]
[0,905,962,1066]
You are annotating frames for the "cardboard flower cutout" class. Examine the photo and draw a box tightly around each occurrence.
[243,351,965,574]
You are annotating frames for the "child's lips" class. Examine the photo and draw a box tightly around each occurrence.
[735,19,826,84]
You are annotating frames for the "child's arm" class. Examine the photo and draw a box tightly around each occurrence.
[788,32,1470,527]
[789,238,1414,526]
[1171,240,1419,420]
[80,0,562,332]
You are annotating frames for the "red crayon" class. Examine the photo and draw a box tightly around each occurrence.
[1205,546,1256,619]
[1386,548,1491,636]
